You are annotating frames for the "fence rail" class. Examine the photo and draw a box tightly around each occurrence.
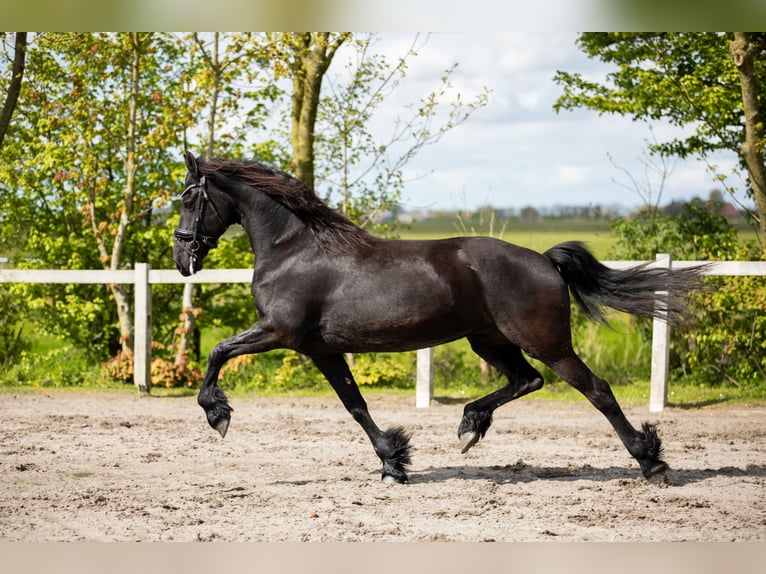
[2,256,765,411]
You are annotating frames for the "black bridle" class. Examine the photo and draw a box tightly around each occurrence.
[173,175,229,274]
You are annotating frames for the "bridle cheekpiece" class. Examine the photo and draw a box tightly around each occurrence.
[174,175,227,275]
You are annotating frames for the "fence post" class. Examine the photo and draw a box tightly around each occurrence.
[649,253,671,412]
[416,347,434,408]
[133,263,152,395]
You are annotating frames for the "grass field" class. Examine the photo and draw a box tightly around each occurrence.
[398,213,616,258]
[397,211,760,259]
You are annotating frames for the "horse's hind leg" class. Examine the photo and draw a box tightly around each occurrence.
[548,351,668,481]
[310,354,412,484]
[458,335,544,453]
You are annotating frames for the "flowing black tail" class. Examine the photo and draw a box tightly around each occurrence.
[544,241,709,324]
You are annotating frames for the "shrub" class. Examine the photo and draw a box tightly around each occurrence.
[0,285,30,368]
[611,202,765,387]
[217,350,415,392]
[101,344,204,388]
[217,350,324,392]
[2,347,99,387]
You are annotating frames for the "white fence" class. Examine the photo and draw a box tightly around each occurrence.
[2,255,765,411]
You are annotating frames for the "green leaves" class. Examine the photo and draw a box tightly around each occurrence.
[555,32,765,229]
[558,34,737,137]
[1,33,195,358]
[610,202,766,387]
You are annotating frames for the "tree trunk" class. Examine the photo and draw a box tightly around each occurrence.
[730,32,766,241]
[175,282,196,366]
[0,32,27,149]
[289,33,349,190]
[110,32,143,354]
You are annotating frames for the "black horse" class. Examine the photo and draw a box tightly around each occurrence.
[173,152,704,484]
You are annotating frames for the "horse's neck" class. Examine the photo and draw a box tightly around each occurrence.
[240,190,310,258]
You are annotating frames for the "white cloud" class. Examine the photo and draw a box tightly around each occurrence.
[554,164,592,186]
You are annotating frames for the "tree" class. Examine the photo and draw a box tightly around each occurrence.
[0,33,193,358]
[730,32,766,240]
[263,32,351,191]
[0,32,27,149]
[316,34,490,231]
[554,32,766,241]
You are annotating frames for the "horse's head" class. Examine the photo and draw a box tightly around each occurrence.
[173,152,239,276]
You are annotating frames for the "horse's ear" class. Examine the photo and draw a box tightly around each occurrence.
[184,151,200,178]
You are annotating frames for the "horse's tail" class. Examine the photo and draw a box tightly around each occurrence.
[544,241,708,324]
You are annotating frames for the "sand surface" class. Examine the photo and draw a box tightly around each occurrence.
[1,390,764,541]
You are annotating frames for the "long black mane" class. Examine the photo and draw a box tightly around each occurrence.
[199,158,372,253]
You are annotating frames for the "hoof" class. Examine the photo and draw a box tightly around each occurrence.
[459,431,481,454]
[457,410,492,454]
[376,426,412,484]
[641,460,670,486]
[382,472,408,485]
[642,460,671,486]
[647,471,671,487]
[204,407,232,438]
[199,386,233,438]
[214,417,230,439]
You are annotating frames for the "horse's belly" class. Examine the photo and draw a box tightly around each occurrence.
[305,285,475,353]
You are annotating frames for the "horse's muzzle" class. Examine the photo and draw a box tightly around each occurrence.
[173,240,200,277]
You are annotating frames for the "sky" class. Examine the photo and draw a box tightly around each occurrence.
[340,32,751,214]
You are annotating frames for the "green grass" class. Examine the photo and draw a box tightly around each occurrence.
[4,376,764,411]
[399,215,615,258]
[516,378,766,407]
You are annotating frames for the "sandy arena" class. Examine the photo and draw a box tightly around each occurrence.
[1,390,764,542]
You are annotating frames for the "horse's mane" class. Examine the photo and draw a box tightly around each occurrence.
[199,158,373,253]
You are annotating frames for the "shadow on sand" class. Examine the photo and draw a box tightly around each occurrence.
[407,461,766,487]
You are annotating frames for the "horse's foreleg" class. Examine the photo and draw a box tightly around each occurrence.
[311,354,412,484]
[459,337,544,453]
[199,322,282,438]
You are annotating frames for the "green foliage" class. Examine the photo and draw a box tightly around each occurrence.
[554,32,766,236]
[217,351,324,392]
[682,274,766,386]
[1,346,100,388]
[351,353,414,387]
[570,311,651,385]
[0,285,30,367]
[0,33,193,359]
[554,33,752,160]
[610,200,741,260]
[611,201,766,387]
[216,350,415,393]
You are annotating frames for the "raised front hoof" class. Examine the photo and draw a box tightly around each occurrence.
[212,416,230,439]
[199,388,233,438]
[204,407,232,438]
[457,410,492,454]
[459,431,481,454]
